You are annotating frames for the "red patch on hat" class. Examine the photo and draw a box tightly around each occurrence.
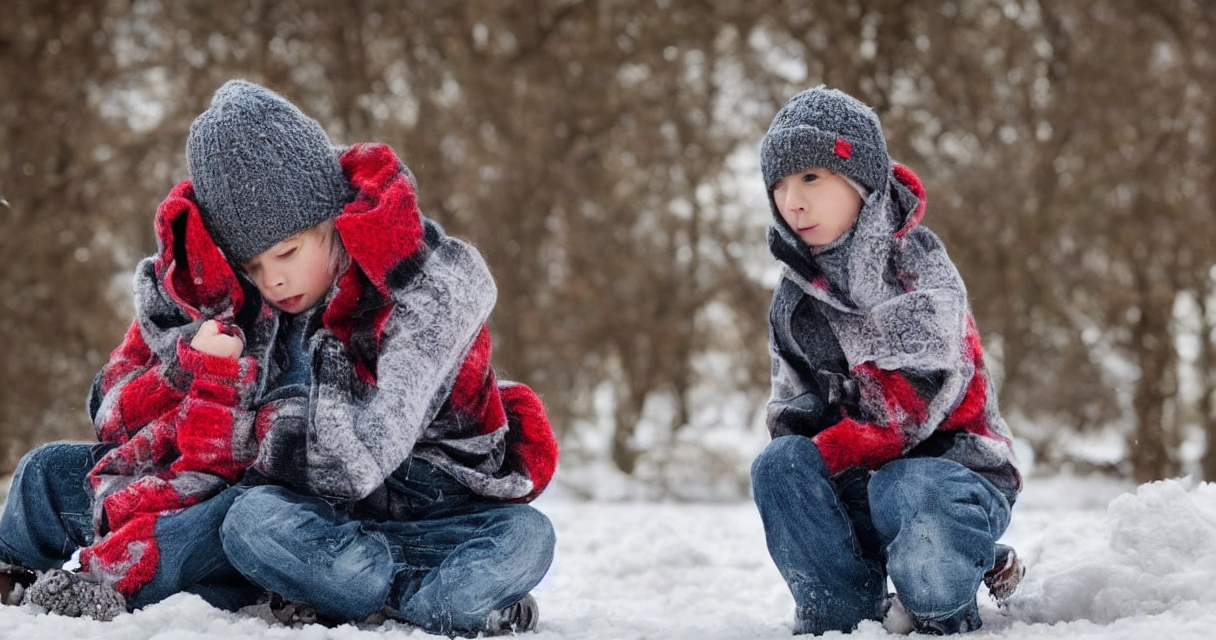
[834,137,852,159]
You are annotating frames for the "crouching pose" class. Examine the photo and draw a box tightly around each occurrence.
[751,86,1024,635]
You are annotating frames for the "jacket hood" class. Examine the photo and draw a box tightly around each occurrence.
[158,142,431,386]
[152,181,252,324]
[322,142,430,385]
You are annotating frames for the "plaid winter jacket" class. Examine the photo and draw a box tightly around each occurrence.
[82,142,558,596]
[82,178,275,595]
[766,164,1021,502]
[252,143,559,506]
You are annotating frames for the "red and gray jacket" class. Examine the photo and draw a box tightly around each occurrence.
[765,164,1021,503]
[83,142,558,596]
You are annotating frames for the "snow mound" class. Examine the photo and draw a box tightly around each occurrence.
[3,474,1216,639]
[1009,477,1216,625]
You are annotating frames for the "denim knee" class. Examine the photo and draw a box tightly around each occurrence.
[498,506,556,585]
[1,442,99,565]
[220,485,302,559]
[870,458,1009,532]
[869,457,1010,622]
[870,457,947,497]
[751,435,826,489]
[15,442,91,486]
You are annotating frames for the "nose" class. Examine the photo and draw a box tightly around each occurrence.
[781,190,808,221]
[258,265,286,291]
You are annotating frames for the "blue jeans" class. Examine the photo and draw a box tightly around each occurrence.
[0,442,261,611]
[220,458,555,635]
[751,435,1011,634]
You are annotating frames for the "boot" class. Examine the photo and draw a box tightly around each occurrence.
[264,591,337,627]
[984,543,1025,603]
[486,593,539,634]
[0,562,37,606]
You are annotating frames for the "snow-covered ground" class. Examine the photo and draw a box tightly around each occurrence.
[2,472,1216,639]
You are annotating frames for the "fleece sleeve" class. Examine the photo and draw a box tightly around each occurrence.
[90,321,188,445]
[766,336,830,438]
[765,281,856,439]
[810,363,947,475]
[169,337,262,482]
[811,287,971,475]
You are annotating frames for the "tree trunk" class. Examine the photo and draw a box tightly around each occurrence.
[1129,283,1178,483]
[611,383,647,475]
[1198,284,1216,481]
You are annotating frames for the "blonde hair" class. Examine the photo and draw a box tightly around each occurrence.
[306,219,349,277]
[238,219,349,286]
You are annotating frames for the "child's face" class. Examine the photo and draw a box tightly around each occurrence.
[242,224,338,314]
[772,169,863,248]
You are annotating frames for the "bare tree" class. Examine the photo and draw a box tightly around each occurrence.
[0,1,143,472]
[5,0,1216,487]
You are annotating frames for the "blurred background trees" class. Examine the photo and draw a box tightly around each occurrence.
[2,0,1215,495]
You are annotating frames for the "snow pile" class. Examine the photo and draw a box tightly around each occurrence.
[2,474,1216,639]
[1009,477,1216,625]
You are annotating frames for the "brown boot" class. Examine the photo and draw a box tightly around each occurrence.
[984,543,1026,604]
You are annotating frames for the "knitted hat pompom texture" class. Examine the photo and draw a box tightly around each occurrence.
[760,85,891,195]
[187,80,354,265]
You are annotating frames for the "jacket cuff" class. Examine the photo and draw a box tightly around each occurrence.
[175,338,257,403]
[811,417,905,475]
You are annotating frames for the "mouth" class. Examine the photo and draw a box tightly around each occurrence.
[275,295,304,310]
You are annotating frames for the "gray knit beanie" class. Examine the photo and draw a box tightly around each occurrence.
[187,80,354,264]
[760,85,890,194]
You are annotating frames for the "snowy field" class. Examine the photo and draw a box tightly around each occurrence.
[2,472,1216,639]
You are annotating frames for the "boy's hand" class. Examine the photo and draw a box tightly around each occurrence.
[833,465,883,563]
[190,319,244,359]
[833,465,872,511]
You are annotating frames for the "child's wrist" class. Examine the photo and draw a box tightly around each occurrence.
[177,338,246,381]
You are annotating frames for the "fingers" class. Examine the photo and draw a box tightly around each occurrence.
[196,319,221,339]
[191,319,245,359]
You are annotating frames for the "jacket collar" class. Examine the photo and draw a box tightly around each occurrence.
[768,163,926,312]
